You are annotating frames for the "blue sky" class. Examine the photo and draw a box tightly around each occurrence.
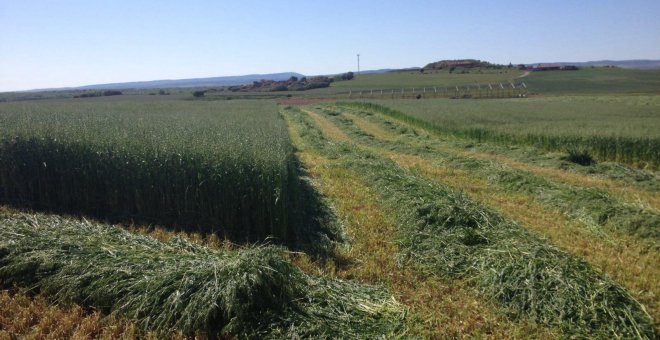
[1,0,659,91]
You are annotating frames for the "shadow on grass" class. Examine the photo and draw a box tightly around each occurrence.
[0,139,343,258]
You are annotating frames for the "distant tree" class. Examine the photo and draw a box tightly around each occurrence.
[271,85,289,92]
[76,91,102,98]
[193,91,205,97]
[341,71,354,80]
[288,76,298,83]
[102,90,122,96]
[302,81,331,90]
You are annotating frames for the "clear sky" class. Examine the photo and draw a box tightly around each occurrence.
[1,0,659,92]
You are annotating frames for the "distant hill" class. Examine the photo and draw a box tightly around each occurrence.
[323,69,397,77]
[358,69,403,75]
[386,67,422,73]
[18,59,660,93]
[33,72,306,91]
[527,60,660,70]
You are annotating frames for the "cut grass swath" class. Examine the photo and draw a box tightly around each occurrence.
[328,104,660,240]
[285,106,656,338]
[0,211,405,338]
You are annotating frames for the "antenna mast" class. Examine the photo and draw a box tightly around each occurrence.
[357,53,360,75]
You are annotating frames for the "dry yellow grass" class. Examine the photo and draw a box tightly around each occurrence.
[284,109,555,338]
[0,290,139,340]
[342,111,399,141]
[301,108,351,142]
[0,289,195,339]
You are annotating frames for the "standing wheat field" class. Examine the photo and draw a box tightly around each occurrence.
[0,98,310,243]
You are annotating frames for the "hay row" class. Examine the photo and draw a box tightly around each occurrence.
[0,211,405,338]
[286,106,655,337]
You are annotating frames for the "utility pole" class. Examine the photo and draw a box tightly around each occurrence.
[357,53,360,76]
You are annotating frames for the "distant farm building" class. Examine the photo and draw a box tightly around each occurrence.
[532,64,562,71]
[532,64,579,71]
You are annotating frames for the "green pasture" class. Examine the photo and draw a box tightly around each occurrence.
[354,96,660,167]
[328,68,524,91]
[525,68,660,95]
[372,95,660,138]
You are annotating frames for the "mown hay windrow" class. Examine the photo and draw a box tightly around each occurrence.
[0,211,405,338]
[286,106,656,338]
[328,104,660,240]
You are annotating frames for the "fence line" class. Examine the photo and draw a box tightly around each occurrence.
[345,81,528,99]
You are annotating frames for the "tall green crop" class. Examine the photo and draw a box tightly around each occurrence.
[0,97,306,244]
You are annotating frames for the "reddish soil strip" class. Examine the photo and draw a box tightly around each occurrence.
[276,98,336,106]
